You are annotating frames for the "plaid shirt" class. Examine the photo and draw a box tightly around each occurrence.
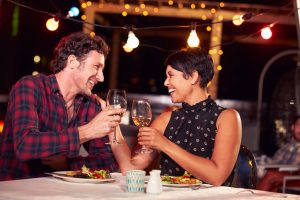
[0,74,118,180]
[265,138,300,165]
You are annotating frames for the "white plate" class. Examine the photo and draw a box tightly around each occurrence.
[160,176,202,187]
[49,171,115,184]
[162,182,202,187]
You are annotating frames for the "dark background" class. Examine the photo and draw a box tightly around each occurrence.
[0,0,296,99]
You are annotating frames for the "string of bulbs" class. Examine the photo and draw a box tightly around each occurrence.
[4,0,294,53]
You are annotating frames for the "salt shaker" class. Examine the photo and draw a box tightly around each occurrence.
[146,170,163,194]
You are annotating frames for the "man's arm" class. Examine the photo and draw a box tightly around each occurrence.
[10,77,81,161]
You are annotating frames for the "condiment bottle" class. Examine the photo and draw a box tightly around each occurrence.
[146,170,163,194]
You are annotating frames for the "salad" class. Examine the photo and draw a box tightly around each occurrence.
[161,171,201,184]
[66,165,111,179]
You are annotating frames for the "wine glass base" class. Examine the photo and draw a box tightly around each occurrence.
[105,140,122,145]
[135,148,153,154]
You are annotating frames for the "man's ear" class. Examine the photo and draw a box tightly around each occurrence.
[191,70,200,85]
[67,55,79,69]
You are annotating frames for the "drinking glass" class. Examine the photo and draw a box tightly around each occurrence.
[106,89,127,145]
[131,99,153,154]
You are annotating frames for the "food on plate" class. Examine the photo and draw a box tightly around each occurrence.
[161,171,201,184]
[65,165,111,179]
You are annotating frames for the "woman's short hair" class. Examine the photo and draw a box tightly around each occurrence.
[164,48,214,88]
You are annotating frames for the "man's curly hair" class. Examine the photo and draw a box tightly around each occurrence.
[50,32,110,73]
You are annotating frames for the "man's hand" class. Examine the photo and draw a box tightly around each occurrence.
[78,107,123,143]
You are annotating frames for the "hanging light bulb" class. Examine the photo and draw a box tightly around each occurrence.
[123,43,133,53]
[187,24,200,48]
[46,17,59,31]
[261,26,272,40]
[125,31,139,49]
[232,14,244,26]
[68,6,80,17]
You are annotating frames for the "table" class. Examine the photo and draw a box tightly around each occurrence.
[0,173,299,200]
[257,164,300,178]
[257,164,299,171]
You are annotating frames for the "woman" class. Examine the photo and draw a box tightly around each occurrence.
[114,48,242,186]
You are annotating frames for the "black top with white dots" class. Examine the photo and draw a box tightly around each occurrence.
[160,96,225,176]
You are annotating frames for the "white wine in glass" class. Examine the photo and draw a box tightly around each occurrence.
[106,89,127,145]
[131,99,153,154]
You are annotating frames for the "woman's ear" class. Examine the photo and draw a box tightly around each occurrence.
[191,70,200,85]
[67,55,79,69]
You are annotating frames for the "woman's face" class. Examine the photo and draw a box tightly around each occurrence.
[164,65,193,103]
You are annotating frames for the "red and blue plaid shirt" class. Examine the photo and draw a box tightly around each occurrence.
[0,74,118,180]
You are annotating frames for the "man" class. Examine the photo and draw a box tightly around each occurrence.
[0,32,124,180]
[257,116,300,191]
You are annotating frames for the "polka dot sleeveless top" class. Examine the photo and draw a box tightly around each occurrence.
[160,96,225,176]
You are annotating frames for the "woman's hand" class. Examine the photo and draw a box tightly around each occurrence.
[137,127,170,151]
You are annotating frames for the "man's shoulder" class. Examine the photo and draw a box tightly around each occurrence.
[16,74,48,86]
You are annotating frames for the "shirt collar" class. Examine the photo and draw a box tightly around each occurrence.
[49,74,61,94]
[182,96,213,113]
[49,74,85,102]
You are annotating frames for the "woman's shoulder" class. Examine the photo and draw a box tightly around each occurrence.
[151,110,173,132]
[217,108,241,125]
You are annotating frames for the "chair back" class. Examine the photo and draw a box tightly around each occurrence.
[229,145,258,189]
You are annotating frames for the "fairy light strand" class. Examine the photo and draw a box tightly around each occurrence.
[4,0,294,52]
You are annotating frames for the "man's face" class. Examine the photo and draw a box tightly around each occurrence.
[292,118,300,141]
[75,50,105,96]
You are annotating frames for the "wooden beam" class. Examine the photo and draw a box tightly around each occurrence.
[84,2,295,26]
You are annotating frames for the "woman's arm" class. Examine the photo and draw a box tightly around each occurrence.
[138,109,242,186]
[111,111,172,174]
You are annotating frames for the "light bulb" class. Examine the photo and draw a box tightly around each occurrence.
[261,27,272,40]
[187,30,200,47]
[123,43,133,53]
[126,31,139,49]
[232,15,244,26]
[68,7,80,17]
[46,18,59,31]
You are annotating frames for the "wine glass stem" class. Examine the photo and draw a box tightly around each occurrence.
[113,128,117,142]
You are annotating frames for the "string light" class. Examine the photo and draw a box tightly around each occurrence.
[68,7,80,17]
[232,14,244,26]
[33,55,41,64]
[232,12,255,26]
[46,17,59,31]
[261,26,272,40]
[5,0,285,52]
[0,120,4,133]
[123,30,140,50]
[32,71,39,76]
[124,4,130,9]
[123,43,133,53]
[187,23,200,48]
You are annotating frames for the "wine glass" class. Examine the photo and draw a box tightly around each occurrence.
[131,99,153,154]
[106,89,127,145]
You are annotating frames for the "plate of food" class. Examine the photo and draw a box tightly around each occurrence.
[47,165,115,184]
[161,172,202,187]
